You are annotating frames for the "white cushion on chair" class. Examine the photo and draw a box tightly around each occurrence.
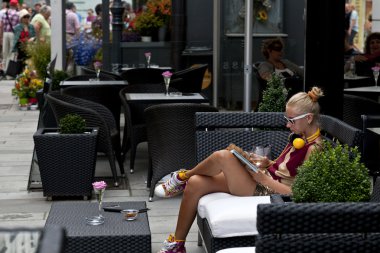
[216,247,256,253]
[198,193,271,238]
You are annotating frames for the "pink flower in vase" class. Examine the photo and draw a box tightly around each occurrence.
[94,61,102,70]
[144,52,151,58]
[162,71,173,78]
[372,66,380,72]
[92,181,107,191]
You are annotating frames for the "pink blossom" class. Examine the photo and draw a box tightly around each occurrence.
[162,71,173,78]
[92,181,107,190]
[372,66,380,72]
[145,52,151,57]
[94,61,102,68]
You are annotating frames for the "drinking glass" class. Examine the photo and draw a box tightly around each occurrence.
[250,146,271,168]
[145,52,151,68]
[86,181,106,225]
[164,76,171,96]
[93,62,102,81]
[373,69,379,87]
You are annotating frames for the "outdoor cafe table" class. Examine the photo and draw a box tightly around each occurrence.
[344,86,380,102]
[60,80,128,87]
[343,75,372,88]
[45,201,151,253]
[125,92,209,103]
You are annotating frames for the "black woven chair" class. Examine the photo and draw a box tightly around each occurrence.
[64,74,115,81]
[144,103,218,201]
[254,178,380,253]
[343,94,380,129]
[170,64,208,93]
[194,112,363,253]
[120,68,167,84]
[118,83,179,173]
[62,85,123,131]
[0,225,66,253]
[362,115,380,177]
[45,93,125,186]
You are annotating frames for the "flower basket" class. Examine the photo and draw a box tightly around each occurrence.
[12,67,43,110]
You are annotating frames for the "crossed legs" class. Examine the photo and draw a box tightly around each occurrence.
[173,149,257,240]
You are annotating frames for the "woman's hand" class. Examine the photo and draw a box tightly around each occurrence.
[248,154,271,169]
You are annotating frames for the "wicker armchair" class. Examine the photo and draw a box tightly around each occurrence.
[254,179,380,253]
[170,64,208,93]
[45,93,125,186]
[0,225,66,253]
[62,85,124,131]
[118,84,178,173]
[145,103,218,201]
[343,94,380,129]
[195,112,363,253]
[362,115,380,177]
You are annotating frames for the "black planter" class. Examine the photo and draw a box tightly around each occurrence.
[33,128,98,199]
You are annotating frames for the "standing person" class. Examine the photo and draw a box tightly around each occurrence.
[0,1,9,62]
[65,2,80,75]
[30,5,51,42]
[30,2,41,20]
[347,3,359,47]
[12,9,35,69]
[86,8,96,23]
[0,0,19,74]
[155,87,324,253]
[92,4,102,38]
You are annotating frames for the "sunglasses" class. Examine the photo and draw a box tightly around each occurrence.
[284,113,310,124]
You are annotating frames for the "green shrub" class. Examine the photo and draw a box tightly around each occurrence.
[258,73,288,112]
[292,141,371,203]
[59,114,86,134]
[51,70,69,91]
[25,40,51,80]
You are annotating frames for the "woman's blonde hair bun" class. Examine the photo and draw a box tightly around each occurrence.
[307,87,324,102]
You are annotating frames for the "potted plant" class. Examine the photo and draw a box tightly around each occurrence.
[12,67,44,110]
[33,114,98,200]
[133,11,164,41]
[258,73,288,112]
[291,141,371,202]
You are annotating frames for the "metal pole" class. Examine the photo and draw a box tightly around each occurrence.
[111,0,124,72]
[243,0,254,112]
[212,0,221,108]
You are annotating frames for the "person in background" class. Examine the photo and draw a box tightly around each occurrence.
[258,37,304,99]
[347,3,359,47]
[352,32,380,77]
[30,2,41,20]
[12,9,35,69]
[0,1,9,62]
[0,0,19,73]
[65,2,80,75]
[155,87,324,253]
[92,4,103,38]
[30,5,51,42]
[86,8,96,23]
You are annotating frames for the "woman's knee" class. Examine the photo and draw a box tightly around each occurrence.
[184,175,209,196]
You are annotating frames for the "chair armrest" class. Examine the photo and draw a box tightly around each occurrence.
[257,202,380,235]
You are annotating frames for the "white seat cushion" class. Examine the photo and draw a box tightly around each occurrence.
[198,193,270,238]
[216,247,256,253]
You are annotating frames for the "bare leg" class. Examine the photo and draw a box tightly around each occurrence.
[174,150,257,240]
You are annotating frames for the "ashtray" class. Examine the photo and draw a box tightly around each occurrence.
[169,92,182,97]
[85,215,105,225]
[121,209,139,221]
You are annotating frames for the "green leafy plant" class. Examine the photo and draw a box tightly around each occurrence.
[59,114,86,134]
[25,40,51,80]
[258,73,288,112]
[292,141,371,203]
[134,11,164,36]
[51,70,69,91]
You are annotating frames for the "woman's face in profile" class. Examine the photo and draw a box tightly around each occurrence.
[369,39,380,54]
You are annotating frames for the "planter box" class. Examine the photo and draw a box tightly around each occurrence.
[33,128,98,199]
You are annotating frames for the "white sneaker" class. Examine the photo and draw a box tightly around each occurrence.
[154,170,188,198]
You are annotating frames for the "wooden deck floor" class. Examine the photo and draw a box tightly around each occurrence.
[0,80,206,253]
